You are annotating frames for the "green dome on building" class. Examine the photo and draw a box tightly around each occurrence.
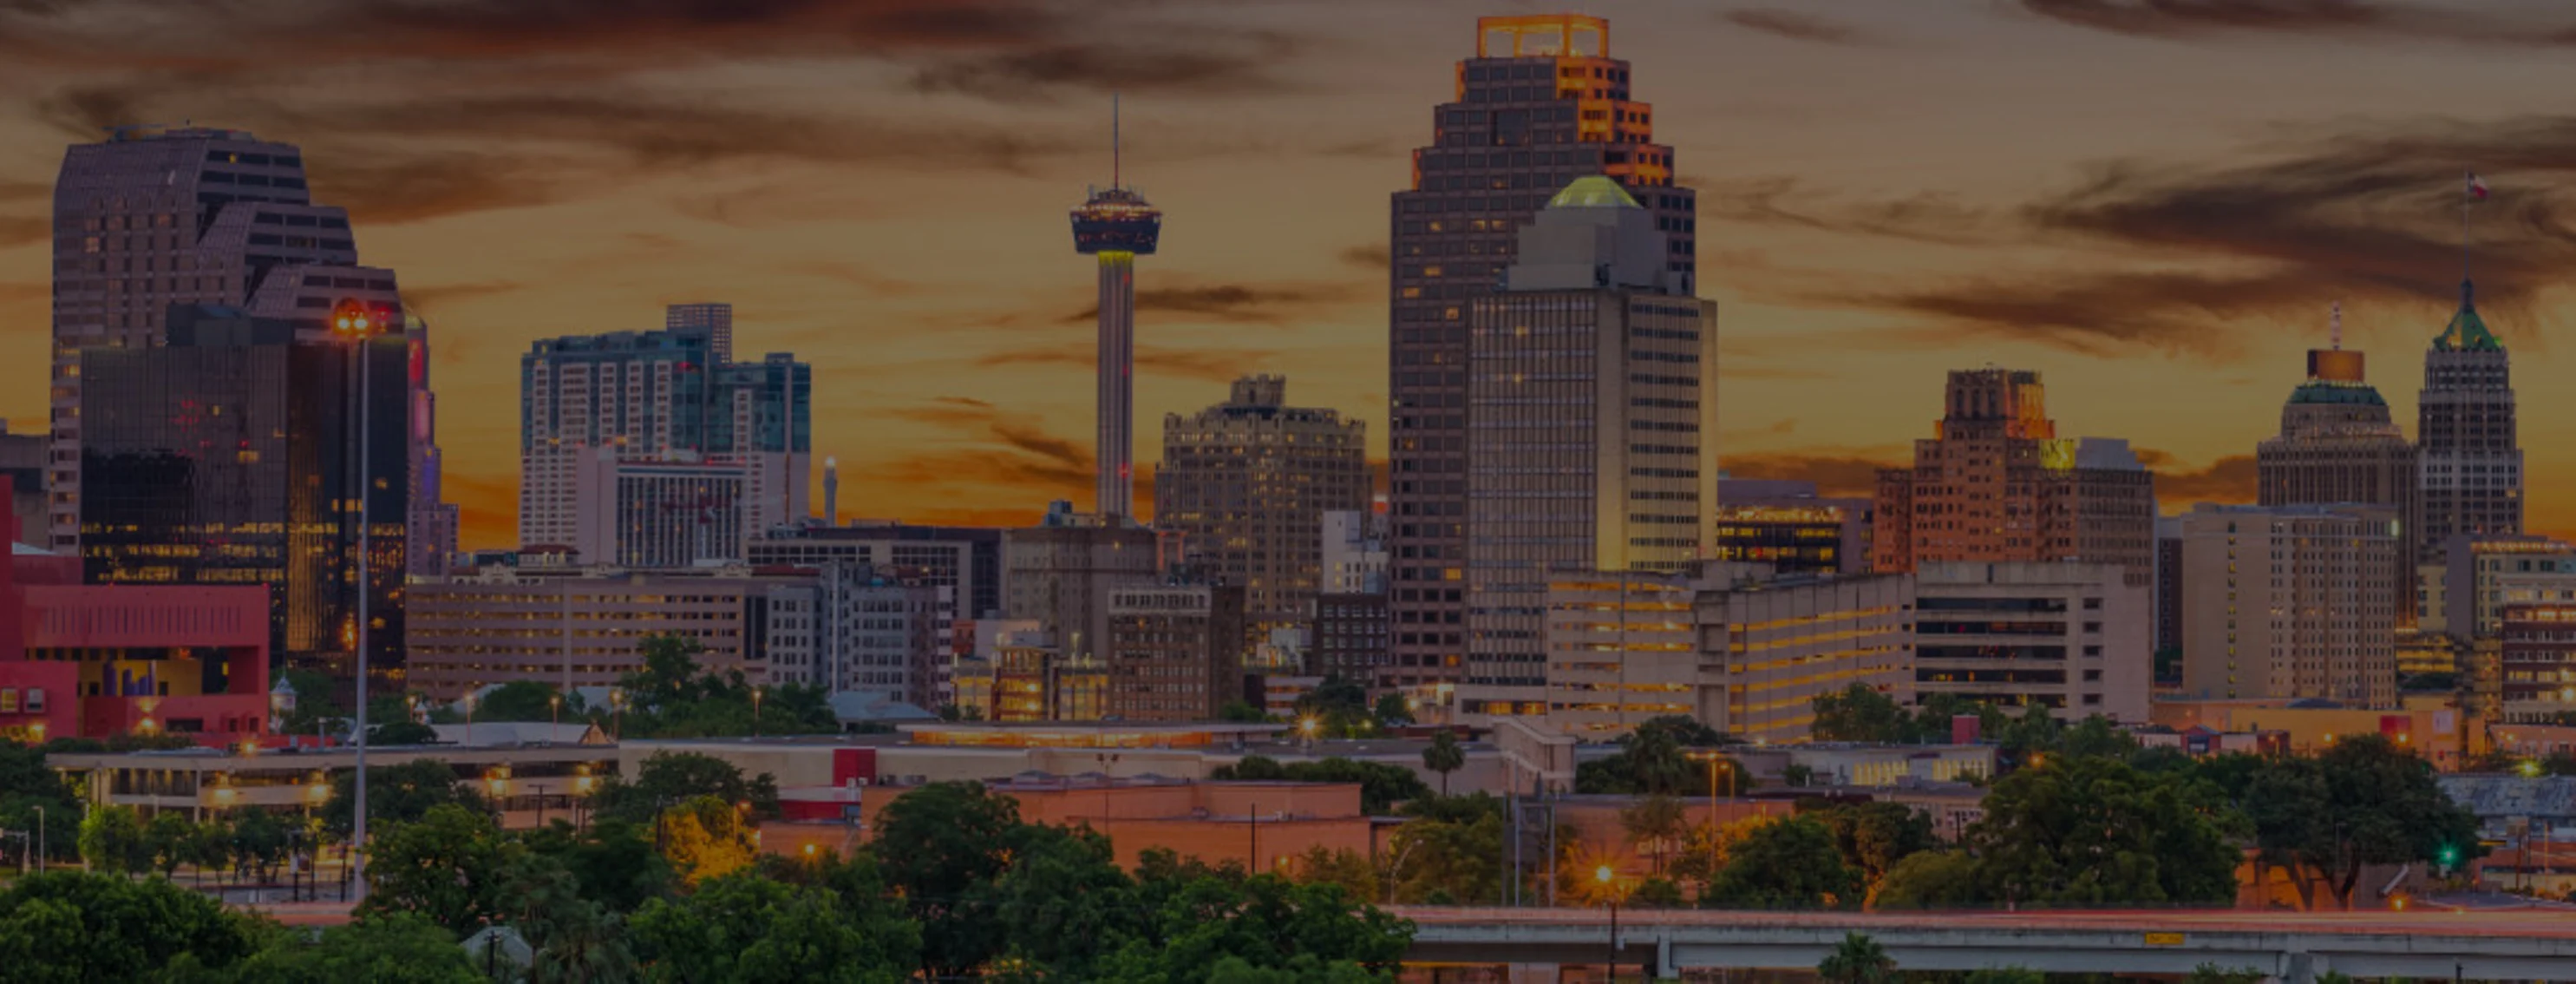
[1546,176,1642,210]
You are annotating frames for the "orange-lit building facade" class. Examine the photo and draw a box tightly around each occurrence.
[770,778,1372,873]
[1873,369,2156,581]
[2499,603,2576,722]
[0,480,271,745]
[1386,14,1699,697]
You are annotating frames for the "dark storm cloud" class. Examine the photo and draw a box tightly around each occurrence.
[1860,270,2318,358]
[906,33,1302,103]
[2135,448,2259,503]
[1061,283,1362,326]
[2014,0,2576,45]
[1337,244,1389,271]
[884,396,1092,490]
[1697,176,2006,246]
[1722,9,1870,45]
[0,215,45,246]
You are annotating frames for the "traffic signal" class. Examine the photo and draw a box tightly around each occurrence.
[2437,844,2462,870]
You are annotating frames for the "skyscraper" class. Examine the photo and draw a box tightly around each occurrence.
[1872,370,2156,581]
[2418,281,2521,557]
[1069,102,1161,520]
[2255,315,2417,614]
[519,318,810,560]
[1154,376,1370,646]
[665,302,734,363]
[49,127,390,551]
[80,305,409,676]
[406,318,460,577]
[1457,177,1715,723]
[1387,15,1697,698]
[2179,503,2400,707]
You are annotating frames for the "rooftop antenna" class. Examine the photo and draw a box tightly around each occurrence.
[2331,301,2342,351]
[1112,93,1122,190]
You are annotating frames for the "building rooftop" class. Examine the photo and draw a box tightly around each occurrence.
[1546,175,1641,210]
[2287,379,2389,406]
[2435,283,2504,352]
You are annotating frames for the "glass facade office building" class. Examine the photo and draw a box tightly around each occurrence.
[80,306,409,677]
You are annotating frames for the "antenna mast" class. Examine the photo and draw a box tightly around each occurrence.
[2331,301,2342,351]
[1113,93,1122,189]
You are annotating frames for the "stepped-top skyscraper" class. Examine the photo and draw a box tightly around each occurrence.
[1386,14,1697,698]
[1070,99,1161,521]
[49,127,403,550]
[2256,308,2417,615]
[2418,279,2521,557]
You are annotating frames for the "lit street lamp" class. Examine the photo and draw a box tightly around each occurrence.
[1594,864,1623,981]
[331,298,385,903]
[1298,715,1319,751]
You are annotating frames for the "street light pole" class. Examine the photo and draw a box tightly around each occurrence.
[334,300,382,904]
[32,804,42,873]
[1594,863,1621,982]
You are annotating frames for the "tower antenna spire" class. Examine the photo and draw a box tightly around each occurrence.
[1113,93,1121,190]
[2331,301,2342,351]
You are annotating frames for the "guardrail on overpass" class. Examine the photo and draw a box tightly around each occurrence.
[1397,908,2576,983]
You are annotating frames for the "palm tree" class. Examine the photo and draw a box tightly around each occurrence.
[1818,932,1896,984]
[1422,730,1466,796]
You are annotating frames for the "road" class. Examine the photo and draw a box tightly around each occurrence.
[1396,904,2576,939]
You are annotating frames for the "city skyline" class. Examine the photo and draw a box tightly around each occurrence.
[7,2,2576,549]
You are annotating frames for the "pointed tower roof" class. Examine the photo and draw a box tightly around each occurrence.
[2435,280,2503,352]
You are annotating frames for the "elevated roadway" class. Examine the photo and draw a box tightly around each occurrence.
[1399,908,2576,982]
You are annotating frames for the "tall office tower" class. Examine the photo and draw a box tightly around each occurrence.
[1456,177,1715,723]
[406,318,459,577]
[1069,102,1161,520]
[519,327,810,559]
[1103,581,1246,722]
[1712,479,1873,575]
[665,302,734,363]
[1004,502,1160,663]
[1154,376,1370,645]
[0,424,41,551]
[2257,325,2418,616]
[749,522,1005,620]
[1916,561,2152,722]
[2178,503,2400,708]
[2418,282,2522,558]
[1387,15,1697,697]
[2153,516,2184,668]
[51,127,379,550]
[81,305,409,676]
[1872,370,2156,581]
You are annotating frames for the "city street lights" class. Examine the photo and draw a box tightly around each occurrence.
[751,688,764,738]
[549,694,562,731]
[331,298,384,902]
[1593,864,1622,981]
[1685,750,1735,831]
[1298,715,1319,751]
[31,804,42,873]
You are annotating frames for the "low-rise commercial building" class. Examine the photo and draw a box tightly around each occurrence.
[1917,561,2151,722]
[404,562,823,699]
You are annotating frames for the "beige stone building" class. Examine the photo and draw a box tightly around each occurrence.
[2178,504,2400,708]
[1873,369,2155,581]
[406,563,823,700]
[2256,342,2419,618]
[1544,564,1914,743]
[1915,561,2151,722]
[1153,377,1369,645]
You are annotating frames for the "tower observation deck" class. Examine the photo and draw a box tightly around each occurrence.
[1069,99,1161,520]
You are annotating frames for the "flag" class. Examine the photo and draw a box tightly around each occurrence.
[2468,172,2490,200]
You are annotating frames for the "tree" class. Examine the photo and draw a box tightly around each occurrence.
[1372,692,1414,730]
[1967,755,2240,907]
[1817,932,1897,984]
[1421,731,1465,797]
[369,718,441,745]
[1965,968,2045,984]
[143,810,199,877]
[872,781,1026,979]
[2055,715,2141,762]
[76,804,150,874]
[477,680,572,723]
[988,824,1141,980]
[657,795,759,886]
[1292,846,1380,902]
[1297,676,1373,736]
[631,872,906,984]
[1808,800,1937,887]
[1701,816,1863,910]
[324,758,487,836]
[1110,870,1411,981]
[1812,685,1910,744]
[2246,734,2483,909]
[226,809,291,882]
[241,913,486,984]
[0,870,269,981]
[1219,700,1272,724]
[1870,850,1984,910]
[2185,965,2265,984]
[1619,794,1689,876]
[1574,717,1724,797]
[592,751,782,825]
[522,818,673,915]
[1383,794,1507,905]
[1213,756,1429,814]
[359,804,516,936]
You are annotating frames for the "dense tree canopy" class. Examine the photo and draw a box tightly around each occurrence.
[324,758,487,836]
[592,751,782,825]
[2244,735,2484,909]
[1700,816,1864,910]
[0,871,269,982]
[1966,755,2241,908]
[1213,756,1430,815]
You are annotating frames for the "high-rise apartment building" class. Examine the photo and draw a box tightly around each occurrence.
[1003,502,1160,663]
[1457,177,1715,722]
[1543,564,1915,743]
[1103,582,1245,722]
[519,315,810,560]
[1915,561,2151,722]
[1154,376,1370,644]
[2178,504,2400,707]
[1387,15,1697,696]
[1712,479,1873,576]
[2418,282,2521,559]
[665,302,733,363]
[79,306,409,675]
[50,127,403,551]
[1872,370,2156,581]
[2257,333,2418,615]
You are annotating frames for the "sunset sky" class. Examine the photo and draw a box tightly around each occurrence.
[4,0,2576,549]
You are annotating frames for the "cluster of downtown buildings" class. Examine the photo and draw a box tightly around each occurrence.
[0,13,2560,761]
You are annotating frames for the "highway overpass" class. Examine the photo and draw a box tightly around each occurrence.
[1399,908,2576,982]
